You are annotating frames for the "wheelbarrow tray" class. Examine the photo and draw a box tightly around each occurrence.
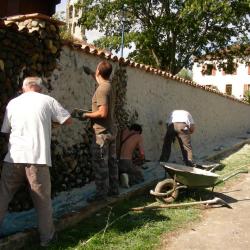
[161,162,219,188]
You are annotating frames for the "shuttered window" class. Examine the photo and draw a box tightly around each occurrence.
[244,84,250,94]
[225,84,232,95]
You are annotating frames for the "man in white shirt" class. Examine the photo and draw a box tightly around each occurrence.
[0,77,72,247]
[160,110,195,166]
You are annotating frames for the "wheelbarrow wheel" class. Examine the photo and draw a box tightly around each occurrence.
[154,179,179,203]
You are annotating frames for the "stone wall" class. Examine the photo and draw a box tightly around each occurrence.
[53,45,250,163]
[125,67,250,160]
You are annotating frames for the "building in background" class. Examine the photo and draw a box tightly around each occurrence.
[66,0,85,40]
[193,61,250,99]
[192,46,250,99]
[0,0,60,17]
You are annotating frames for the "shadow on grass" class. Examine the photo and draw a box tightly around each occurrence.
[26,194,170,250]
[176,187,238,205]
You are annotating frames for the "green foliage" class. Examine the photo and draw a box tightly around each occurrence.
[53,11,74,41]
[176,68,193,80]
[243,90,250,103]
[78,0,250,74]
[58,28,74,41]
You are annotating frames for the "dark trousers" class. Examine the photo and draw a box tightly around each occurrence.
[160,123,193,166]
[91,133,119,198]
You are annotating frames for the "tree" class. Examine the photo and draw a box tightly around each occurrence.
[78,0,250,74]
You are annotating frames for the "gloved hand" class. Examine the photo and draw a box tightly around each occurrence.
[71,109,85,120]
[83,66,93,75]
[79,113,88,121]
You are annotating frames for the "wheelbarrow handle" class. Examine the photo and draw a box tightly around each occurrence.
[216,169,248,185]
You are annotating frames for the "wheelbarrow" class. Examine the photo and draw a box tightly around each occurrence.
[150,162,248,203]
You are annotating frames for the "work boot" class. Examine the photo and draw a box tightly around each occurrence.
[120,173,130,188]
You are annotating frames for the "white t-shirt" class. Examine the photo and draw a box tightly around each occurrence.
[167,110,194,127]
[1,92,70,166]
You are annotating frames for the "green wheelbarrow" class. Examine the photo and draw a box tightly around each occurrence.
[150,162,249,203]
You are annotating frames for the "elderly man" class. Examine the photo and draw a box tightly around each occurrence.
[0,77,72,247]
[160,110,195,166]
[83,61,119,202]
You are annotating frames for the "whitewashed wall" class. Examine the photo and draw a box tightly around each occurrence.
[51,46,250,161]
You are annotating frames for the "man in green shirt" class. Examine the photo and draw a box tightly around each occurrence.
[83,61,119,202]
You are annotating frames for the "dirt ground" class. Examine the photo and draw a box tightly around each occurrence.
[159,173,250,250]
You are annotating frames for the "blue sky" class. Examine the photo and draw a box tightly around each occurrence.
[56,0,67,12]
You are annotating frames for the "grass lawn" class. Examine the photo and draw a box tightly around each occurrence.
[29,145,250,250]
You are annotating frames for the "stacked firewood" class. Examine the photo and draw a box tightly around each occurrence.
[0,17,62,124]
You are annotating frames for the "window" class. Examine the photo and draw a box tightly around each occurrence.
[223,63,237,75]
[69,5,73,18]
[75,7,79,17]
[73,23,76,34]
[244,84,250,94]
[201,64,216,75]
[248,65,250,75]
[225,84,232,95]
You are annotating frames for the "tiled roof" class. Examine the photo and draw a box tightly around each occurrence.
[194,44,250,61]
[63,41,249,105]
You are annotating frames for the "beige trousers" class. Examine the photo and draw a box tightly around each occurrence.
[0,163,54,243]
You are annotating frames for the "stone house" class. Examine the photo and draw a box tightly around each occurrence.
[192,47,250,99]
